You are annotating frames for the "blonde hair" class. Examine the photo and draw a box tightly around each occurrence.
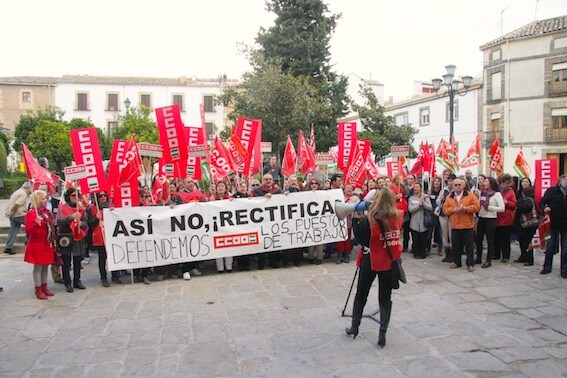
[367,188,399,231]
[31,189,47,209]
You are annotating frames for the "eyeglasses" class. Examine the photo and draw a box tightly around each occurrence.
[251,184,260,187]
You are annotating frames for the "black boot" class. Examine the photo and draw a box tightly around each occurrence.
[345,299,364,339]
[335,253,343,264]
[377,302,392,347]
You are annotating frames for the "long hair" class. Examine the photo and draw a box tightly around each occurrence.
[367,188,399,231]
[31,190,47,209]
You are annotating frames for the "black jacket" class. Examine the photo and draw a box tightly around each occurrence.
[539,185,567,231]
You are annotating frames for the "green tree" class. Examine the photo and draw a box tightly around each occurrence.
[217,52,324,157]
[112,105,158,144]
[68,118,112,160]
[0,132,9,155]
[256,0,349,152]
[0,142,7,175]
[352,84,419,162]
[28,120,72,174]
[13,106,65,153]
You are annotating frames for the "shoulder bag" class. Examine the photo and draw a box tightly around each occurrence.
[520,198,541,229]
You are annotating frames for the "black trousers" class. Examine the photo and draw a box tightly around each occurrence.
[402,220,411,251]
[494,225,512,259]
[476,218,497,262]
[451,228,475,267]
[410,230,429,258]
[94,246,119,280]
[517,226,538,264]
[62,254,82,285]
[353,253,393,318]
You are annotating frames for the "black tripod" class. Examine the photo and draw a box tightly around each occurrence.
[341,266,380,324]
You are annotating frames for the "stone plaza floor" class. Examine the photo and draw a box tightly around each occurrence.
[0,244,566,377]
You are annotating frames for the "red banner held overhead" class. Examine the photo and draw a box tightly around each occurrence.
[235,118,261,176]
[69,128,107,194]
[337,122,357,172]
[281,135,297,177]
[156,105,188,177]
[210,137,234,180]
[365,154,380,179]
[535,159,558,205]
[107,139,140,208]
[387,161,402,178]
[185,125,206,179]
[344,142,366,188]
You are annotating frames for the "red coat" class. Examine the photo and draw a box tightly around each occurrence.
[389,185,408,213]
[497,188,517,226]
[24,208,54,265]
[356,210,403,271]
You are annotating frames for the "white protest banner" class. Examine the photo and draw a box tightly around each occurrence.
[104,189,347,270]
[64,164,87,181]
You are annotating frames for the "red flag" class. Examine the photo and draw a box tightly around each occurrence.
[21,144,60,192]
[410,142,425,175]
[117,136,142,186]
[210,137,234,180]
[152,174,170,204]
[155,105,188,174]
[185,125,206,179]
[449,136,460,172]
[234,118,261,176]
[338,121,357,172]
[298,131,316,174]
[513,145,531,178]
[69,128,107,194]
[309,123,316,152]
[488,138,503,175]
[344,142,366,188]
[436,138,456,173]
[228,127,248,168]
[281,135,297,177]
[398,156,408,179]
[365,154,380,179]
[460,133,481,168]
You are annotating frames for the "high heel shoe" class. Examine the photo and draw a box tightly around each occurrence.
[345,326,359,339]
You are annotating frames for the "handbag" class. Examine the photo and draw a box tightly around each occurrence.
[56,233,74,249]
[520,198,541,229]
[423,209,434,228]
[378,220,407,290]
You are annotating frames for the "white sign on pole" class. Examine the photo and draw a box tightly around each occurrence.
[261,142,272,153]
[315,153,334,166]
[64,164,88,181]
[391,145,410,157]
[188,144,208,157]
[138,143,163,158]
[104,189,347,270]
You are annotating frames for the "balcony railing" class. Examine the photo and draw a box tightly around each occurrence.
[547,81,567,97]
[545,127,567,143]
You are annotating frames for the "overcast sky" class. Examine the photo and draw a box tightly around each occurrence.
[1,0,566,100]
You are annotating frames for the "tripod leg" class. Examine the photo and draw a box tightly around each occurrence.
[342,266,359,316]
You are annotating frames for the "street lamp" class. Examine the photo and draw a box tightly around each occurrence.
[432,65,472,143]
[124,97,131,111]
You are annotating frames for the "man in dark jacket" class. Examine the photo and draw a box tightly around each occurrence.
[539,174,567,278]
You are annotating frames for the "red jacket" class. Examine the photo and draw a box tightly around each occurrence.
[24,208,55,265]
[389,185,408,213]
[497,188,517,226]
[356,210,403,271]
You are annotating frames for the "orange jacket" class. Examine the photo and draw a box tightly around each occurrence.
[443,191,480,230]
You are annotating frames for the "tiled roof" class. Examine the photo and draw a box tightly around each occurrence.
[0,75,238,87]
[0,76,59,85]
[480,15,567,49]
[58,75,233,86]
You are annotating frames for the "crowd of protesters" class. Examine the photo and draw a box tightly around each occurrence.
[3,155,567,299]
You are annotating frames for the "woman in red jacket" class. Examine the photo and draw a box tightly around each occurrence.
[347,188,403,347]
[494,174,518,263]
[24,190,55,300]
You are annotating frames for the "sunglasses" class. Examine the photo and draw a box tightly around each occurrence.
[251,184,260,187]
[69,194,77,197]
[310,182,319,185]
[97,194,107,198]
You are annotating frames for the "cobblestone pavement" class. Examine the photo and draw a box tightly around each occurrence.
[0,239,566,378]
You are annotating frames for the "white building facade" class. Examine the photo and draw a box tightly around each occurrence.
[480,15,567,174]
[55,75,232,138]
[383,84,482,175]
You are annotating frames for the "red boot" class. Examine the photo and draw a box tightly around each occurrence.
[41,283,54,296]
[35,286,48,300]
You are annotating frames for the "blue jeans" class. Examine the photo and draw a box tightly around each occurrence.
[5,216,25,250]
[543,229,567,273]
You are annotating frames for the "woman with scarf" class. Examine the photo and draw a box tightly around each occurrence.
[57,188,89,292]
[24,190,55,299]
[348,188,403,347]
[475,177,505,268]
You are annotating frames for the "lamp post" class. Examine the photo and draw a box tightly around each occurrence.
[432,65,472,143]
[124,97,131,112]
